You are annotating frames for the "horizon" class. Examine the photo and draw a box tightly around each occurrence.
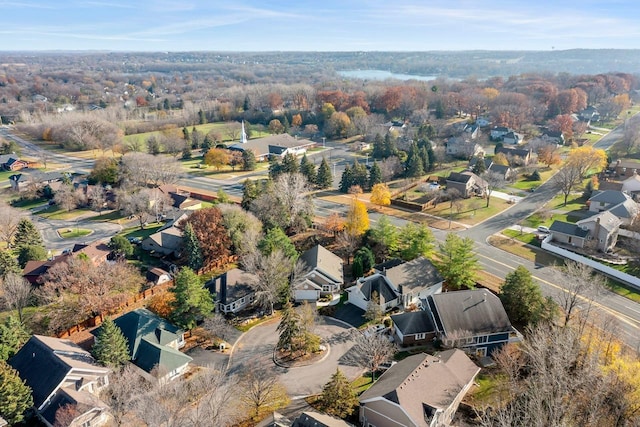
[1,1,640,51]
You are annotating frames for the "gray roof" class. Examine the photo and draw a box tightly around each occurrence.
[588,190,630,205]
[608,199,639,219]
[549,220,590,238]
[215,268,257,303]
[300,244,343,284]
[495,146,531,158]
[0,153,18,164]
[577,210,622,232]
[10,170,64,184]
[358,274,398,304]
[391,311,436,335]
[488,163,511,176]
[428,290,512,336]
[384,256,443,293]
[360,350,479,425]
[292,411,354,427]
[230,134,314,158]
[447,171,473,184]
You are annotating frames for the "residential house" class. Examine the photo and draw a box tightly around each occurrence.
[588,190,639,225]
[71,241,112,266]
[23,254,72,285]
[359,349,480,427]
[158,184,202,210]
[294,244,344,302]
[391,310,437,346]
[9,335,111,427]
[92,308,191,381]
[146,267,172,285]
[622,174,640,196]
[463,123,479,139]
[229,134,315,162]
[576,211,621,252]
[494,146,533,166]
[467,156,493,172]
[608,159,640,178]
[579,106,600,122]
[549,220,590,249]
[383,256,443,308]
[541,129,565,145]
[208,268,257,314]
[347,273,400,313]
[503,131,524,145]
[292,412,354,427]
[426,289,518,357]
[446,171,488,198]
[445,137,484,159]
[0,153,27,171]
[488,163,516,180]
[490,126,512,141]
[141,213,188,256]
[9,170,65,192]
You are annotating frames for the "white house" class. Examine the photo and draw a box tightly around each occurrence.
[347,273,399,312]
[294,245,344,302]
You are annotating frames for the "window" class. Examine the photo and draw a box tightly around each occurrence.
[476,347,487,357]
[415,333,426,340]
[477,335,488,344]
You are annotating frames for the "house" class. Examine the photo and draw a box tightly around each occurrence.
[158,184,202,210]
[426,289,518,357]
[576,211,621,252]
[9,335,111,427]
[208,268,257,314]
[391,310,437,346]
[579,106,600,122]
[463,123,479,139]
[494,145,533,166]
[9,170,65,192]
[446,171,488,198]
[146,267,172,285]
[608,159,640,177]
[549,220,590,249]
[23,254,72,285]
[476,117,490,127]
[541,130,565,145]
[382,256,443,308]
[503,131,524,145]
[490,126,512,141]
[347,273,400,313]
[587,190,639,225]
[445,137,484,159]
[141,213,188,256]
[621,174,640,195]
[488,163,516,180]
[92,308,190,381]
[229,134,315,162]
[467,156,493,172]
[71,241,112,266]
[359,350,480,427]
[0,153,27,171]
[292,412,354,427]
[294,244,343,302]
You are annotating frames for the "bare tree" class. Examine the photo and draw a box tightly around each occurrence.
[482,170,506,207]
[162,134,186,158]
[2,272,32,322]
[88,185,107,214]
[186,366,240,427]
[551,165,583,206]
[0,203,23,247]
[621,117,640,155]
[201,313,236,344]
[100,364,151,426]
[553,261,606,327]
[242,249,293,315]
[53,184,79,212]
[225,121,242,142]
[119,152,181,187]
[238,364,288,421]
[135,377,188,427]
[117,188,151,229]
[348,330,395,382]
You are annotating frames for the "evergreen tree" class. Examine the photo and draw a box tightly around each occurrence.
[501,265,556,326]
[0,316,29,361]
[0,361,33,425]
[241,149,257,171]
[191,128,201,149]
[17,244,46,268]
[398,223,435,261]
[14,218,42,248]
[405,146,425,178]
[316,158,333,189]
[472,155,487,175]
[352,257,364,279]
[258,227,297,260]
[368,215,399,258]
[368,161,382,187]
[277,300,302,352]
[282,115,290,133]
[169,267,214,330]
[146,136,160,155]
[281,153,299,174]
[320,369,358,418]
[339,165,354,193]
[268,157,283,179]
[372,133,385,159]
[299,153,316,185]
[163,98,170,110]
[108,235,134,258]
[426,143,436,170]
[182,126,190,142]
[92,317,130,368]
[353,247,375,274]
[198,109,207,124]
[241,179,259,210]
[243,94,251,111]
[182,222,203,272]
[435,233,479,290]
[383,133,398,158]
[352,161,369,189]
[419,146,430,172]
[201,134,214,153]
[181,144,192,159]
[0,252,20,279]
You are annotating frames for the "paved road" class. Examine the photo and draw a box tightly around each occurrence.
[34,215,122,251]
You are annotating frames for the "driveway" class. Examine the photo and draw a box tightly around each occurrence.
[228,316,361,397]
[332,303,367,328]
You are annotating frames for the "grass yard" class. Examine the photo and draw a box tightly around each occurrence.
[352,373,375,395]
[85,210,125,222]
[37,206,92,220]
[10,197,47,209]
[547,194,589,211]
[509,167,557,192]
[120,223,163,239]
[488,235,564,266]
[467,373,508,407]
[422,197,509,226]
[606,280,640,304]
[58,228,92,239]
[502,228,540,246]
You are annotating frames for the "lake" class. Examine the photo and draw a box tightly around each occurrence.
[337,69,439,81]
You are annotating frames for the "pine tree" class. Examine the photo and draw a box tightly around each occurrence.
[419,146,430,172]
[501,265,555,326]
[472,155,487,175]
[201,134,214,153]
[182,126,190,142]
[170,267,214,330]
[383,133,398,158]
[13,218,42,248]
[258,227,298,259]
[352,161,369,190]
[282,115,290,133]
[277,300,302,353]
[198,109,207,124]
[299,153,316,185]
[243,95,251,111]
[339,165,353,193]
[181,145,192,160]
[0,252,20,279]
[242,150,257,171]
[17,244,46,268]
[372,133,385,159]
[182,222,203,272]
[405,151,425,178]
[281,153,299,174]
[354,247,374,274]
[0,316,29,361]
[241,179,259,210]
[369,161,382,187]
[0,361,33,425]
[320,369,358,418]
[268,158,283,179]
[316,158,333,189]
[92,317,130,368]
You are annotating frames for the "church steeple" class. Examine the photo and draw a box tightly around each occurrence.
[240,120,248,144]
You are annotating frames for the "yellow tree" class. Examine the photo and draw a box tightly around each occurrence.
[538,145,562,167]
[345,198,369,236]
[204,148,230,171]
[566,146,607,178]
[492,152,509,166]
[370,183,391,207]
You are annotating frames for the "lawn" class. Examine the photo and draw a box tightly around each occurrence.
[467,372,508,407]
[352,373,375,395]
[502,229,540,246]
[10,197,47,209]
[509,167,557,192]
[606,280,640,304]
[487,235,563,266]
[58,228,92,239]
[37,206,92,220]
[547,193,589,211]
[85,210,125,222]
[120,223,163,239]
[422,197,509,226]
[123,122,271,147]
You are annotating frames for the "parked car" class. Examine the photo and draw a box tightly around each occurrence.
[537,226,550,234]
[127,236,142,244]
[379,361,397,371]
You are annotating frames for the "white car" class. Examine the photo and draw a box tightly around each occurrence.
[537,226,550,234]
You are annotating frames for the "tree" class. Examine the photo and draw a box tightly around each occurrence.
[169,267,214,330]
[108,235,134,258]
[339,164,353,193]
[537,144,562,167]
[117,189,151,230]
[179,208,232,273]
[364,290,384,323]
[258,227,297,260]
[316,157,333,189]
[0,252,20,279]
[483,170,506,207]
[92,317,130,368]
[368,161,382,188]
[345,198,369,236]
[370,183,391,207]
[501,266,556,326]
[0,316,29,361]
[219,204,263,257]
[492,152,509,166]
[13,218,42,248]
[239,364,288,421]
[88,185,107,214]
[204,148,230,171]
[566,146,608,178]
[368,215,399,259]
[241,179,259,210]
[352,247,375,278]
[435,233,479,290]
[243,249,293,315]
[101,364,151,426]
[320,369,358,418]
[552,165,583,206]
[299,153,316,185]
[554,261,605,326]
[0,204,22,247]
[241,149,257,171]
[348,330,395,382]
[268,119,285,134]
[182,222,203,272]
[147,136,161,155]
[281,153,300,174]
[398,222,435,261]
[472,155,487,175]
[0,361,33,425]
[277,300,302,353]
[17,244,46,268]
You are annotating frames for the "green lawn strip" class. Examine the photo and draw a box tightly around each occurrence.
[606,280,640,304]
[422,197,509,226]
[547,193,588,211]
[58,228,92,238]
[85,210,125,222]
[352,373,375,395]
[38,207,93,220]
[502,229,540,246]
[235,313,281,333]
[120,223,163,239]
[10,197,47,209]
[467,372,508,407]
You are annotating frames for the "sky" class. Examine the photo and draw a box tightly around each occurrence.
[1,0,640,51]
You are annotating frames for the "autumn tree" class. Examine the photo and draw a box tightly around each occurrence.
[492,152,509,166]
[0,203,22,247]
[554,261,606,326]
[324,213,345,237]
[435,233,478,290]
[276,300,320,356]
[92,317,130,368]
[320,369,358,418]
[179,207,232,273]
[566,146,608,178]
[2,273,33,322]
[239,364,288,421]
[0,361,33,425]
[370,183,391,207]
[169,267,214,330]
[204,148,230,171]
[345,198,369,236]
[537,144,562,167]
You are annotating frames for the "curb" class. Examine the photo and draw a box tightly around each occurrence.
[225,315,280,371]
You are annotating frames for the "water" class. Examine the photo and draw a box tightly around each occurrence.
[337,69,439,81]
